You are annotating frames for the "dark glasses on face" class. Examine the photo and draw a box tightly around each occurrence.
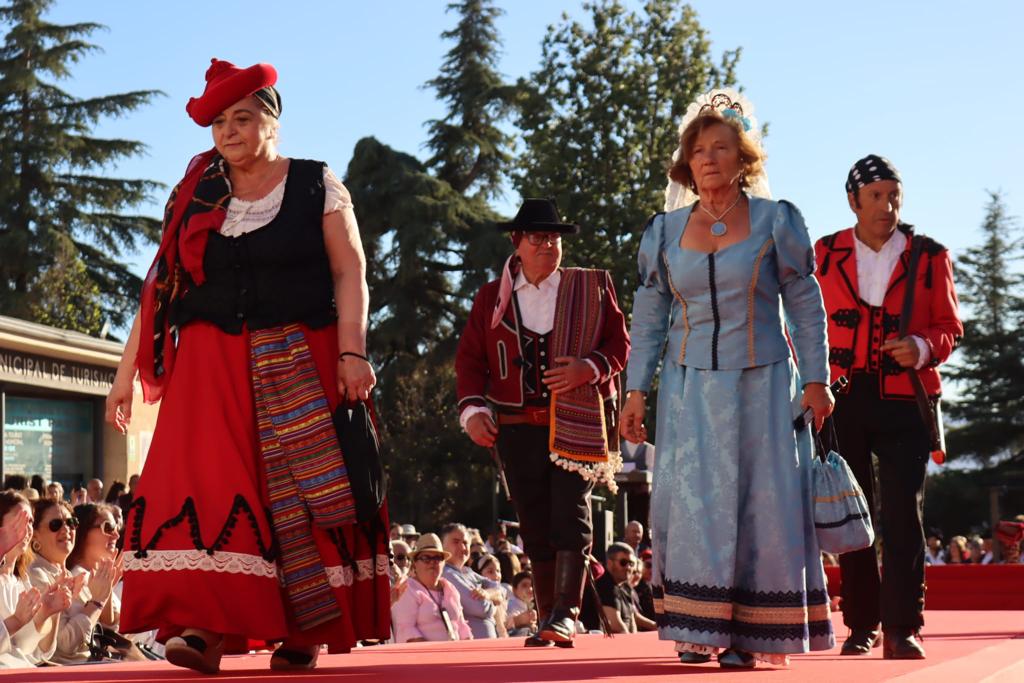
[394,554,409,564]
[48,517,78,533]
[525,232,562,246]
[616,559,635,568]
[94,521,118,535]
[416,554,444,564]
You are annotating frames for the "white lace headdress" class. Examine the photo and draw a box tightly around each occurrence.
[664,88,772,212]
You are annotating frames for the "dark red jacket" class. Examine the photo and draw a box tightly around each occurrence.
[814,226,962,400]
[455,268,630,412]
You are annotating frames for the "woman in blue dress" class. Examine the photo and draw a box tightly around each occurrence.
[619,90,836,668]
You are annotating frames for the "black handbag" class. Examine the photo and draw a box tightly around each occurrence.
[332,400,386,522]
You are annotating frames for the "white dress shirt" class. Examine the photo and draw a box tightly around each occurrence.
[853,230,930,369]
[459,269,599,430]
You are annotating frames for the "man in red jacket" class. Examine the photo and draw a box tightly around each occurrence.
[455,198,629,647]
[815,156,962,660]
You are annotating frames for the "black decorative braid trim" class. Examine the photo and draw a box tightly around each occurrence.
[883,312,901,335]
[662,579,829,608]
[708,254,720,370]
[815,512,870,529]
[829,347,854,368]
[124,495,276,562]
[882,354,905,377]
[830,308,861,329]
[657,613,833,640]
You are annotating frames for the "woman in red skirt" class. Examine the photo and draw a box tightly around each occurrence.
[104,59,390,674]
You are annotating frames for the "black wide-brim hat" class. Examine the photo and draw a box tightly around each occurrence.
[496,198,580,234]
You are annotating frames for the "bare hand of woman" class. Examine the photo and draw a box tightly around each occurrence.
[800,382,835,432]
[619,392,648,443]
[87,558,117,604]
[41,583,71,616]
[104,374,134,434]
[0,506,30,556]
[337,356,376,402]
[542,357,595,393]
[13,587,42,626]
[465,413,498,448]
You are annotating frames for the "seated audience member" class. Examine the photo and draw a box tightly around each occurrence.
[441,524,501,639]
[391,533,472,643]
[104,481,126,507]
[968,536,990,565]
[924,534,945,565]
[622,520,647,554]
[45,483,64,503]
[595,543,637,634]
[948,536,970,564]
[628,559,657,631]
[85,479,103,505]
[506,572,537,637]
[389,540,412,605]
[389,523,403,543]
[473,554,512,638]
[29,476,45,500]
[620,439,655,471]
[634,549,656,624]
[0,492,70,667]
[401,524,420,549]
[69,485,87,507]
[59,504,136,663]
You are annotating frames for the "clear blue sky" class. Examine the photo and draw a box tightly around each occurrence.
[41,0,1024,278]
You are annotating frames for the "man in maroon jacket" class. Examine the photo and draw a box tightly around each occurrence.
[455,198,629,647]
[815,156,962,660]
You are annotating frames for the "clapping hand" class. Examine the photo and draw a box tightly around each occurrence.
[13,587,42,628]
[87,558,117,604]
[0,506,31,556]
[40,583,72,616]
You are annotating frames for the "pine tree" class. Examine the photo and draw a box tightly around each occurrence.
[423,0,512,200]
[0,0,163,329]
[947,191,1024,463]
[28,236,103,334]
[513,0,740,310]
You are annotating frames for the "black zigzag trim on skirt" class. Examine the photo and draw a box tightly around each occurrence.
[662,580,829,608]
[657,612,834,640]
[123,495,277,562]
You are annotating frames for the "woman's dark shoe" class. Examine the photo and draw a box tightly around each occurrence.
[678,651,713,664]
[270,644,321,670]
[841,628,880,655]
[165,631,224,674]
[524,634,554,647]
[882,629,926,659]
[718,648,756,668]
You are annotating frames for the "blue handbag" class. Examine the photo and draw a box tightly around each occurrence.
[811,422,875,555]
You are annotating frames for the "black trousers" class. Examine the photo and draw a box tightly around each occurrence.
[832,373,929,631]
[495,424,593,562]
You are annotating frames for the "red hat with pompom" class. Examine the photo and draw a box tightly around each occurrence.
[186,58,278,127]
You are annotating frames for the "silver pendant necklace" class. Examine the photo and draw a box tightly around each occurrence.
[699,193,742,237]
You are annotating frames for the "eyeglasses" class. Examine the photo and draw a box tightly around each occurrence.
[415,554,444,565]
[93,521,119,535]
[616,559,636,568]
[48,517,78,533]
[394,554,409,564]
[525,232,562,246]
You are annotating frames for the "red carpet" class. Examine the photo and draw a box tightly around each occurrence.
[824,565,1024,610]
[5,610,1023,682]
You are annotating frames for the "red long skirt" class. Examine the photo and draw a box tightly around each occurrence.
[120,320,391,652]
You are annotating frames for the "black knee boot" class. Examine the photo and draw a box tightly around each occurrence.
[538,550,585,644]
[524,558,556,647]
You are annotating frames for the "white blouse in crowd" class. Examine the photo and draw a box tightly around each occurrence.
[852,229,930,369]
[0,572,58,668]
[219,165,353,237]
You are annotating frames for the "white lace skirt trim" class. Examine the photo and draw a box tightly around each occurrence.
[324,554,390,587]
[123,550,277,579]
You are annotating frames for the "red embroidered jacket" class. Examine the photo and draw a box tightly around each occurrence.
[814,226,962,400]
[455,268,630,412]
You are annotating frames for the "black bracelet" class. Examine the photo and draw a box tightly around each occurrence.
[338,351,370,363]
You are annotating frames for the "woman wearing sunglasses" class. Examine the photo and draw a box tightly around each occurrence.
[391,533,472,643]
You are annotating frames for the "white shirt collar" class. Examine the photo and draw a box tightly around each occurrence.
[853,228,906,256]
[513,268,561,293]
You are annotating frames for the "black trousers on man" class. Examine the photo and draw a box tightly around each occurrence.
[832,373,929,631]
[495,423,593,561]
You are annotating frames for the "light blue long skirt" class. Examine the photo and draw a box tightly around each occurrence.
[650,358,834,655]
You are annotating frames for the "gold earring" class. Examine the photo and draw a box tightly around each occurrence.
[31,541,41,552]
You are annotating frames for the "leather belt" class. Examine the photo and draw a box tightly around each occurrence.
[497,407,550,426]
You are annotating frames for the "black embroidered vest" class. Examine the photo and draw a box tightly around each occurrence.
[172,159,336,334]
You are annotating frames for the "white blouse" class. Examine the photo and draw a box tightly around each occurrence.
[0,572,58,668]
[219,165,353,238]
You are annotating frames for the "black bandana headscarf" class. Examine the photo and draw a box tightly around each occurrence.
[845,154,900,194]
[253,85,282,119]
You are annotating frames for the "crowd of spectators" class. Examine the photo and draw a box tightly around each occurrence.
[0,473,159,669]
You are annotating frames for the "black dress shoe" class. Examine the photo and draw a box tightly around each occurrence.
[524,634,554,647]
[883,629,926,660]
[841,629,880,655]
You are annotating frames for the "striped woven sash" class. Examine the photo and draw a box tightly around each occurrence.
[548,269,621,490]
[250,324,356,630]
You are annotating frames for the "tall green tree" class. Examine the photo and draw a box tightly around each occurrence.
[424,0,513,201]
[28,236,102,333]
[947,191,1024,463]
[513,0,740,306]
[0,0,163,330]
